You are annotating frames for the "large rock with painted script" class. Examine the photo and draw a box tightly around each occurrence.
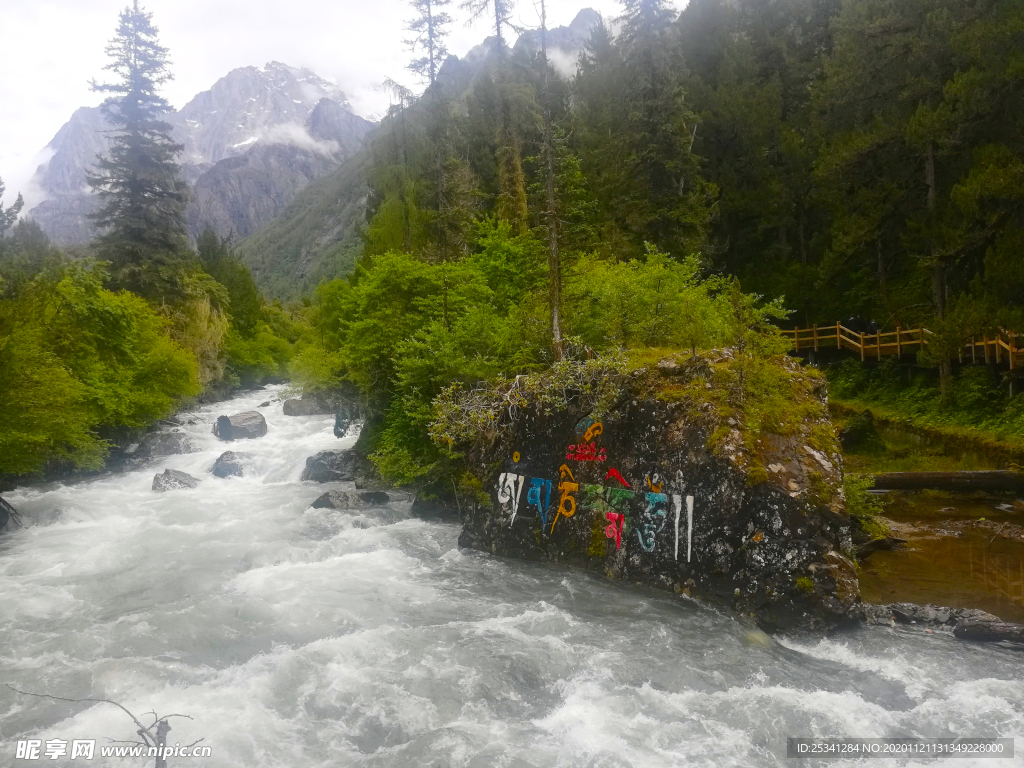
[434,352,861,632]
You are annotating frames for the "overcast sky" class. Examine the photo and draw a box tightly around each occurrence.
[0,0,633,207]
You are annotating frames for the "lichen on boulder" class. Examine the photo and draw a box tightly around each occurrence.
[432,350,860,632]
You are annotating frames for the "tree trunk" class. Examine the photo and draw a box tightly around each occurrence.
[539,0,563,361]
[154,719,170,768]
[877,236,886,292]
[798,208,807,264]
[926,141,951,404]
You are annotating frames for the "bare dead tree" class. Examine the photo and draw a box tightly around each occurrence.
[6,684,203,768]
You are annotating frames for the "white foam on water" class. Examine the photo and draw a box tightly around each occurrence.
[2,385,1022,767]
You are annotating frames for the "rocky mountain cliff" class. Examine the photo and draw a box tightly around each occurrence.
[29,62,375,244]
[238,8,602,299]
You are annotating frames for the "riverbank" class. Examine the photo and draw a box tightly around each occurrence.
[826,357,1024,465]
[832,400,1024,472]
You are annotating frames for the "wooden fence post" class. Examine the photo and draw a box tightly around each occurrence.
[877,331,882,358]
[896,327,902,358]
[972,337,977,364]
[984,335,990,364]
[795,326,800,351]
[860,332,866,362]
[813,324,819,352]
[837,321,842,350]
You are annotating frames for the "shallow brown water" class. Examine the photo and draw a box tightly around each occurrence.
[858,493,1024,623]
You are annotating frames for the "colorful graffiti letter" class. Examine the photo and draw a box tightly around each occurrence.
[583,421,603,442]
[497,473,526,526]
[549,465,579,533]
[527,477,552,527]
[565,443,608,462]
[686,495,694,562]
[636,492,669,552]
[672,494,682,560]
[605,467,631,488]
[605,512,625,550]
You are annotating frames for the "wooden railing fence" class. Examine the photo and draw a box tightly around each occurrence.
[781,322,1022,369]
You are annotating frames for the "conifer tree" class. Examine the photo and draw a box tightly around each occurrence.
[537,0,562,358]
[461,0,515,50]
[462,0,529,233]
[0,177,25,244]
[407,0,453,86]
[87,1,189,299]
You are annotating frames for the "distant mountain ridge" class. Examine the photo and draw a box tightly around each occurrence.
[237,8,602,299]
[29,61,375,244]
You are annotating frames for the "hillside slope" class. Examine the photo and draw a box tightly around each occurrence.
[235,9,600,300]
[236,149,371,299]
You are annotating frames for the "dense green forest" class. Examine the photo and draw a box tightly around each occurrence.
[291,0,1024,484]
[3,0,1023,491]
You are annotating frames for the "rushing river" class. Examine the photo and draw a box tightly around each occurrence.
[2,387,1022,767]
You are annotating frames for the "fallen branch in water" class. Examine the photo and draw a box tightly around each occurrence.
[5,684,203,768]
[0,496,23,529]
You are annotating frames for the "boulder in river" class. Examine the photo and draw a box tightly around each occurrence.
[212,451,253,478]
[863,602,1001,627]
[433,352,860,632]
[301,450,356,482]
[954,619,1024,643]
[138,431,197,458]
[152,469,200,492]
[311,490,390,509]
[213,411,267,441]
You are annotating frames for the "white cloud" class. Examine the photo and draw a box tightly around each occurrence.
[0,0,641,207]
[258,123,340,155]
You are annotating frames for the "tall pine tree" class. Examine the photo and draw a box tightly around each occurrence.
[88,1,189,299]
[407,0,453,86]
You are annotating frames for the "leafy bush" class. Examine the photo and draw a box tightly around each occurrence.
[0,261,199,477]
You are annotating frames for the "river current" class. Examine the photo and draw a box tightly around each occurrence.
[2,386,1022,767]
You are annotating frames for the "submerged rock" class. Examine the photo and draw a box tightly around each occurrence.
[152,469,200,492]
[301,450,356,482]
[212,451,253,478]
[283,396,332,416]
[434,353,859,632]
[856,536,907,559]
[138,431,197,458]
[311,490,390,509]
[213,411,267,440]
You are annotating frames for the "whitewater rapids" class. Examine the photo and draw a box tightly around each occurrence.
[1,386,1022,767]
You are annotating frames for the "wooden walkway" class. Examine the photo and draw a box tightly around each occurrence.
[781,323,1022,369]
